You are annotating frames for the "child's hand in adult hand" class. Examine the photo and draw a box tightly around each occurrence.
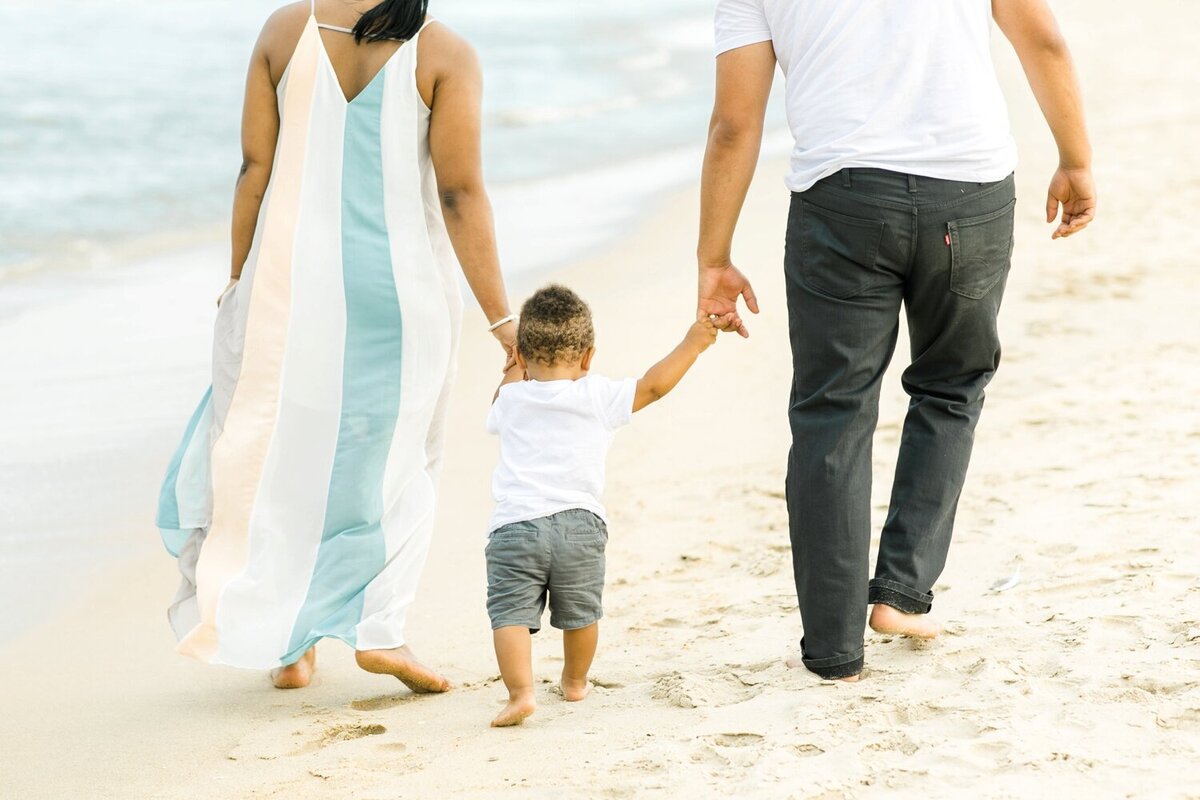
[688,315,719,352]
[697,262,759,338]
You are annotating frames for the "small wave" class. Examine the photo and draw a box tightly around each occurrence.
[491,94,644,128]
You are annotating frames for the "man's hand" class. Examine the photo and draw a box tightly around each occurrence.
[698,263,759,338]
[1046,165,1096,239]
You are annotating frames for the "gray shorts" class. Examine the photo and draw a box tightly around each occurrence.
[485,509,607,633]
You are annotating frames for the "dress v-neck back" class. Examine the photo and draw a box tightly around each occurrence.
[312,6,430,105]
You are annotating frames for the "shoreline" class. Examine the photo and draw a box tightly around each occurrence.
[4,2,1200,796]
[0,131,792,645]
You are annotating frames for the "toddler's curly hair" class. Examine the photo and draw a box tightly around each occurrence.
[517,284,595,366]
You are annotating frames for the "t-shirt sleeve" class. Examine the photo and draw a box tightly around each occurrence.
[713,0,772,57]
[587,377,637,431]
[485,396,503,435]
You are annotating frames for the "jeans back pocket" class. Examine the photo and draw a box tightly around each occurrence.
[795,199,886,300]
[947,198,1016,300]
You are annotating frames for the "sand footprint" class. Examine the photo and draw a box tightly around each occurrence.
[350,694,414,712]
[650,670,764,709]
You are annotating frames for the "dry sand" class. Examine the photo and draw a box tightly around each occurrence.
[1,2,1198,797]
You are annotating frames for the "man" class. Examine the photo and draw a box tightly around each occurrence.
[697,0,1096,681]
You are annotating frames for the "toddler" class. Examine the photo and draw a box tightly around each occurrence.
[484,284,716,727]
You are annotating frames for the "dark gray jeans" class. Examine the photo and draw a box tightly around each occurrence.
[785,168,1016,679]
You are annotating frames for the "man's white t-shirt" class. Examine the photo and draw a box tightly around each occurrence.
[714,0,1018,192]
[486,376,637,533]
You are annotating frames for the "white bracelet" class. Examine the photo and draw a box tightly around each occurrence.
[488,314,517,332]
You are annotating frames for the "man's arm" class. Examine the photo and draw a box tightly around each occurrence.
[633,319,718,412]
[993,0,1096,239]
[696,42,775,337]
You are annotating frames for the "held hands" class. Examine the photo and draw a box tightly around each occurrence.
[1047,165,1097,240]
[490,318,518,372]
[697,262,759,338]
[687,315,720,352]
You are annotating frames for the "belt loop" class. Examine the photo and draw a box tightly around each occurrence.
[907,174,917,194]
[841,168,851,190]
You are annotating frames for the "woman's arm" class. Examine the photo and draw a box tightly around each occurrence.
[225,21,283,301]
[423,26,515,353]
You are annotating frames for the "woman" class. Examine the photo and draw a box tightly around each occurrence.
[156,0,515,691]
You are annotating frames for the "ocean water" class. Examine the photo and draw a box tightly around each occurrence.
[0,0,791,641]
[0,0,782,280]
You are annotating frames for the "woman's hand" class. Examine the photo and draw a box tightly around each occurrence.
[217,278,240,307]
[491,319,518,371]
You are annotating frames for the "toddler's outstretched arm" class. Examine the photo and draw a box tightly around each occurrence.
[634,318,717,412]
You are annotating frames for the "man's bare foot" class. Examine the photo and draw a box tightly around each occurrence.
[869,604,942,639]
[491,689,536,727]
[355,646,451,693]
[784,655,861,682]
[560,676,592,702]
[271,647,316,689]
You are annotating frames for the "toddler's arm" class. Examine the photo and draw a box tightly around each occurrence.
[633,318,717,412]
[493,358,525,402]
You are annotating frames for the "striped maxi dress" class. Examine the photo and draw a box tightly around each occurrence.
[156,13,462,669]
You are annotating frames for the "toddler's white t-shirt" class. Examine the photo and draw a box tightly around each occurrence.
[486,375,636,533]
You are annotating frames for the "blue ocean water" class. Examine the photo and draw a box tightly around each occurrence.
[0,0,778,279]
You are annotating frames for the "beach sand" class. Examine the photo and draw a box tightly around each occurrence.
[2,2,1199,797]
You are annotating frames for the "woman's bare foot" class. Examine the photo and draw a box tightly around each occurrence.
[355,646,451,694]
[784,655,861,682]
[271,647,316,689]
[560,676,592,702]
[869,604,942,639]
[492,689,536,727]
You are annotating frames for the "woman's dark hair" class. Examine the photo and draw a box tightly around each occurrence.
[352,0,430,43]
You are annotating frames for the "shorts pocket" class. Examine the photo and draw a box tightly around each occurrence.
[796,199,886,300]
[486,522,539,549]
[565,521,607,545]
[947,198,1016,300]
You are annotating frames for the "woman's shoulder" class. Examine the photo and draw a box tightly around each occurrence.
[417,19,479,71]
[255,2,311,54]
[263,0,311,30]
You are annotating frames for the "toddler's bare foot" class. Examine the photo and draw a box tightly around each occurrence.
[784,655,861,682]
[869,604,942,639]
[271,647,316,689]
[491,689,536,727]
[355,646,451,693]
[560,676,592,702]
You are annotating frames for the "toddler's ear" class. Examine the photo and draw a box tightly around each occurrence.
[580,346,596,371]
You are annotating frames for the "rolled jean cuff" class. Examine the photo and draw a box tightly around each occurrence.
[869,578,933,614]
[800,639,864,680]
